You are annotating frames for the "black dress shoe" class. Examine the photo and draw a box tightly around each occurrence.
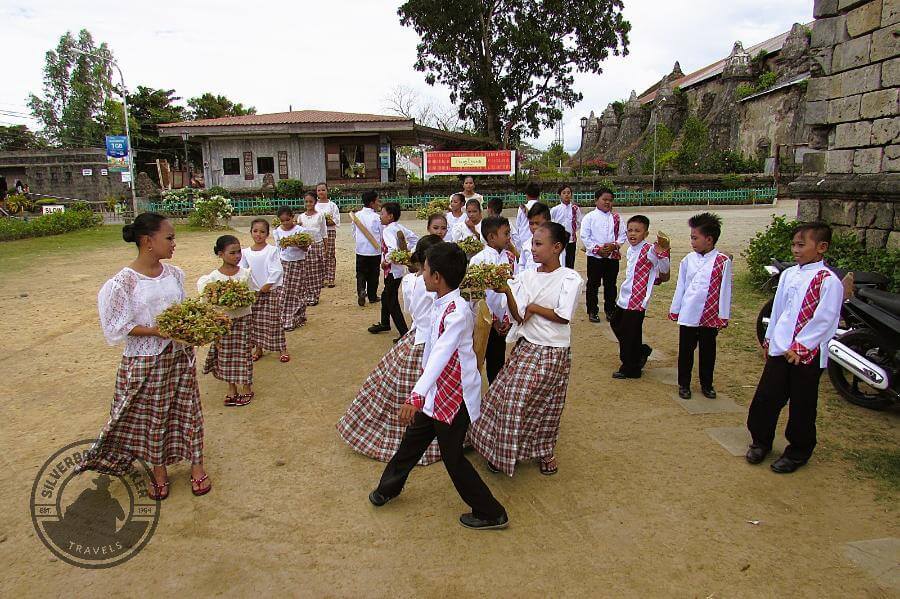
[369,296,381,304]
[745,444,769,464]
[357,293,366,307]
[486,461,501,473]
[678,386,692,399]
[701,387,717,399]
[368,490,395,506]
[639,344,652,369]
[605,313,612,322]
[588,313,601,323]
[459,512,509,530]
[368,323,390,334]
[771,455,807,474]
[612,371,640,379]
[392,337,401,344]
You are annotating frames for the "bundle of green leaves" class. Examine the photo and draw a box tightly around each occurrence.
[456,236,484,256]
[278,231,314,249]
[461,263,512,299]
[416,198,450,220]
[156,298,231,345]
[388,249,412,266]
[201,279,257,309]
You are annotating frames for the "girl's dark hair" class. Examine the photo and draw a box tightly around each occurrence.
[558,183,573,195]
[304,190,316,201]
[214,234,241,255]
[276,205,294,218]
[527,201,551,220]
[250,218,270,233]
[412,234,444,265]
[427,213,448,227]
[122,212,167,246]
[540,222,570,247]
[465,198,482,211]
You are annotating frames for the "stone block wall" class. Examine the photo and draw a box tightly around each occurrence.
[0,148,130,202]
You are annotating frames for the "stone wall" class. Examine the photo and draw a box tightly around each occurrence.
[790,0,899,249]
[0,148,131,202]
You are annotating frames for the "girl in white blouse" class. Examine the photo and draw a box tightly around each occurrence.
[79,212,211,499]
[272,206,308,330]
[469,222,584,477]
[198,235,258,407]
[314,182,341,288]
[298,191,328,306]
[240,219,289,363]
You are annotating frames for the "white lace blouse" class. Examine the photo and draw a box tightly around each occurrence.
[98,264,185,357]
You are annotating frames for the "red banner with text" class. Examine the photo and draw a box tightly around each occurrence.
[424,150,516,176]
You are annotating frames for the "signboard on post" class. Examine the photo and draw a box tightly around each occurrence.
[378,145,391,170]
[105,136,129,172]
[423,150,515,176]
[42,205,65,215]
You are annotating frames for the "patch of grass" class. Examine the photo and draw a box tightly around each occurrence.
[845,448,900,493]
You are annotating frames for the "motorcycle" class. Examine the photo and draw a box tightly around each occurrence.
[827,287,900,410]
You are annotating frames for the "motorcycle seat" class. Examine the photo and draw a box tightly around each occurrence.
[850,270,890,287]
[858,287,900,315]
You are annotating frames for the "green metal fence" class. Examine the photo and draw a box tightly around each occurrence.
[148,187,777,217]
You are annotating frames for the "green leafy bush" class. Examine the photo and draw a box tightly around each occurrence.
[0,209,103,241]
[275,179,304,198]
[4,193,33,214]
[188,194,234,229]
[205,186,228,197]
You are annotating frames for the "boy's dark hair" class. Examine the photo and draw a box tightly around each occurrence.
[382,201,401,222]
[527,201,551,221]
[412,234,444,265]
[487,197,504,215]
[540,222,570,247]
[250,218,270,233]
[361,190,379,207]
[426,242,467,289]
[123,212,167,246]
[688,212,722,243]
[524,182,541,199]
[792,221,832,245]
[481,215,509,240]
[465,198,482,211]
[276,205,294,218]
[595,187,614,200]
[214,234,241,255]
[628,214,650,230]
[427,212,448,228]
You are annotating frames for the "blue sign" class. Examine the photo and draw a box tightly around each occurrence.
[106,135,129,172]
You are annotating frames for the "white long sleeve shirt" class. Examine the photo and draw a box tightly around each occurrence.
[273,224,308,261]
[765,260,843,367]
[239,244,283,289]
[408,289,482,423]
[445,211,467,233]
[314,200,341,231]
[351,207,383,256]
[518,237,566,273]
[451,220,482,242]
[402,272,436,345]
[550,202,583,244]
[469,245,512,322]
[580,208,626,259]
[298,211,327,243]
[197,266,259,318]
[512,200,537,250]
[617,240,671,311]
[507,267,584,348]
[382,221,420,279]
[669,249,733,328]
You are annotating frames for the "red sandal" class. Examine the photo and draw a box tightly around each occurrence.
[148,478,169,500]
[190,473,212,496]
[279,354,290,363]
[224,395,237,407]
[232,393,252,406]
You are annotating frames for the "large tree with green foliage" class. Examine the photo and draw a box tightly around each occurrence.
[186,93,256,120]
[398,0,630,148]
[28,29,116,147]
[0,125,47,151]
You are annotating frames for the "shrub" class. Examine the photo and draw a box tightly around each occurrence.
[4,193,33,214]
[205,186,228,197]
[0,209,102,241]
[275,178,304,198]
[188,194,234,229]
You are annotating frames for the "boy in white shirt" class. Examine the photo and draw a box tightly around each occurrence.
[668,213,732,399]
[580,188,626,323]
[518,202,566,272]
[610,215,670,379]
[351,191,383,307]
[512,182,540,251]
[747,222,843,473]
[370,201,419,338]
[550,184,582,269]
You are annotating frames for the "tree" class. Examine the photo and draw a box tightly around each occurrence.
[0,125,47,151]
[545,142,570,167]
[28,29,115,146]
[383,84,467,132]
[186,93,256,120]
[398,0,630,148]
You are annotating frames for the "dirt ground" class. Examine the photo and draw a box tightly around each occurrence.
[1,199,897,597]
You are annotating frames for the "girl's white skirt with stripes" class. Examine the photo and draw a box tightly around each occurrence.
[281,259,307,329]
[250,286,286,352]
[336,330,441,465]
[77,344,203,475]
[302,241,326,303]
[324,228,337,285]
[203,314,253,385]
[468,339,571,476]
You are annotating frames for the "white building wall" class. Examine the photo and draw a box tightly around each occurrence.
[206,137,304,189]
[298,137,326,185]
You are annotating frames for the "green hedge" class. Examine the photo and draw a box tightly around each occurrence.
[0,208,103,242]
[744,215,900,292]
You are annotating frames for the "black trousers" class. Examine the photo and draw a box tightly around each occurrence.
[485,327,507,384]
[611,308,646,377]
[747,356,823,461]
[376,404,506,520]
[380,273,408,334]
[586,256,619,317]
[677,325,719,389]
[355,254,380,301]
[564,242,576,269]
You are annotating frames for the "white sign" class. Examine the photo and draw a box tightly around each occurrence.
[82,168,93,176]
[101,168,109,176]
[42,205,65,214]
[121,172,132,182]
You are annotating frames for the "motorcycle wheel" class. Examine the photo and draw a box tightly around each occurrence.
[755,298,774,347]
[827,329,895,410]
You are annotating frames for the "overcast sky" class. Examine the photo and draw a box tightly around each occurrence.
[1,0,812,151]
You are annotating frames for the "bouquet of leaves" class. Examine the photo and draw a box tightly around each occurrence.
[201,279,257,309]
[461,263,512,300]
[278,231,314,249]
[456,236,484,256]
[157,298,232,346]
[416,198,450,220]
[325,214,336,226]
[388,249,412,266]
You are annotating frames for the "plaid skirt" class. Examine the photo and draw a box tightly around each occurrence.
[203,314,253,385]
[336,331,441,465]
[324,229,337,284]
[468,339,571,476]
[302,241,326,303]
[77,344,203,475]
[250,286,286,352]
[281,259,307,329]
